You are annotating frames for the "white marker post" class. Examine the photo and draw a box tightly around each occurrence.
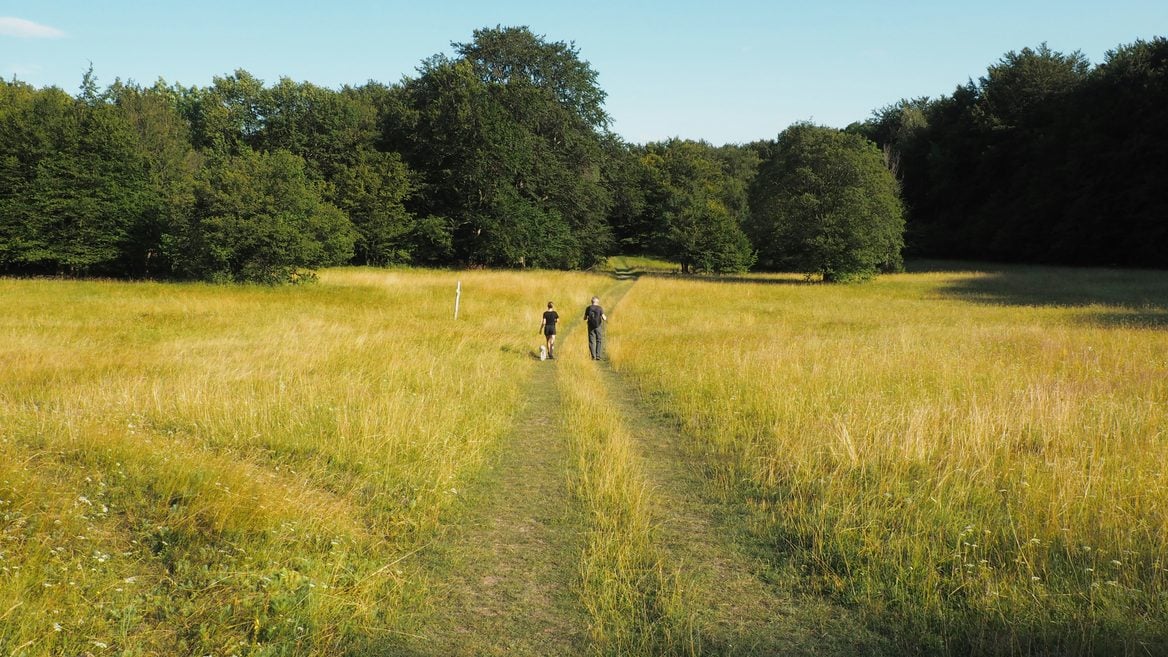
[454,281,462,320]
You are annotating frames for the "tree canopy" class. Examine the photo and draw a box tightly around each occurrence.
[175,149,355,283]
[632,140,756,273]
[2,31,1165,281]
[387,27,614,269]
[854,38,1168,268]
[748,124,904,281]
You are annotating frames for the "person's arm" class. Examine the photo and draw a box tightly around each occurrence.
[539,316,546,333]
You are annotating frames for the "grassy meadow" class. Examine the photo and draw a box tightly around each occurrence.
[0,268,607,656]
[2,262,1167,656]
[607,263,1168,655]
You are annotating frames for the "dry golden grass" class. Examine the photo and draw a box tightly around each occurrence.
[607,265,1168,654]
[5,263,1165,655]
[556,324,697,655]
[0,268,598,656]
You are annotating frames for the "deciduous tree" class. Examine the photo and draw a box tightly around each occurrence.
[748,124,904,282]
[639,139,755,273]
[178,149,356,283]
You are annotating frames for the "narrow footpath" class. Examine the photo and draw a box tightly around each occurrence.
[398,356,589,657]
[595,364,885,655]
[395,273,883,656]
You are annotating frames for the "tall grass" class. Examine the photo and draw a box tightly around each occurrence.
[8,263,1165,655]
[556,319,697,656]
[608,266,1168,655]
[0,268,586,656]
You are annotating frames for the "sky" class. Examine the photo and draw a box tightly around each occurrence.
[3,1,1166,144]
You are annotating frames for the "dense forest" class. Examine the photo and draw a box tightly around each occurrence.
[1,27,1164,282]
[851,40,1168,268]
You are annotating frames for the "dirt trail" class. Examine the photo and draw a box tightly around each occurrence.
[396,274,881,656]
[398,356,589,657]
[395,280,632,656]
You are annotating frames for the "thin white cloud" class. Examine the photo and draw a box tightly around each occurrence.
[0,17,66,39]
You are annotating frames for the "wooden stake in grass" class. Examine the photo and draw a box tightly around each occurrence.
[454,280,462,320]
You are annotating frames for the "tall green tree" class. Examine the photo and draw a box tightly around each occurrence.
[454,24,609,130]
[748,124,904,282]
[638,139,755,273]
[184,70,266,155]
[979,43,1090,129]
[0,77,154,276]
[862,40,1167,267]
[109,80,202,277]
[176,149,356,283]
[1050,38,1168,266]
[255,77,382,180]
[847,98,930,178]
[331,149,424,266]
[389,26,614,268]
[601,134,652,253]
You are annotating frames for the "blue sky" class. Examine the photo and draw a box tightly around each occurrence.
[3,1,1165,144]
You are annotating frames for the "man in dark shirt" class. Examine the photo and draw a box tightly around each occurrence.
[583,296,607,360]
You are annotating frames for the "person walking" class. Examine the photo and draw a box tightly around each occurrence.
[583,296,607,360]
[539,301,559,359]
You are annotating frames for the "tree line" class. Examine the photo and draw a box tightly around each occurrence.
[1,27,1162,282]
[851,38,1167,268]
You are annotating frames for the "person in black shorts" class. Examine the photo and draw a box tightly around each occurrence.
[539,301,559,359]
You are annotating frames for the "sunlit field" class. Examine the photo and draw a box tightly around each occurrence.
[608,264,1168,655]
[4,263,1167,656]
[0,268,604,656]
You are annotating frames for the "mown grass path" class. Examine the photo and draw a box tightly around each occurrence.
[398,349,589,656]
[399,275,882,656]
[596,363,885,656]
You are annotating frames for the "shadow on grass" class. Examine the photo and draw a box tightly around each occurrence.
[612,265,642,281]
[343,637,431,657]
[612,267,821,287]
[936,263,1168,329]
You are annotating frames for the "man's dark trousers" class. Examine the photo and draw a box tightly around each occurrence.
[588,326,604,360]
